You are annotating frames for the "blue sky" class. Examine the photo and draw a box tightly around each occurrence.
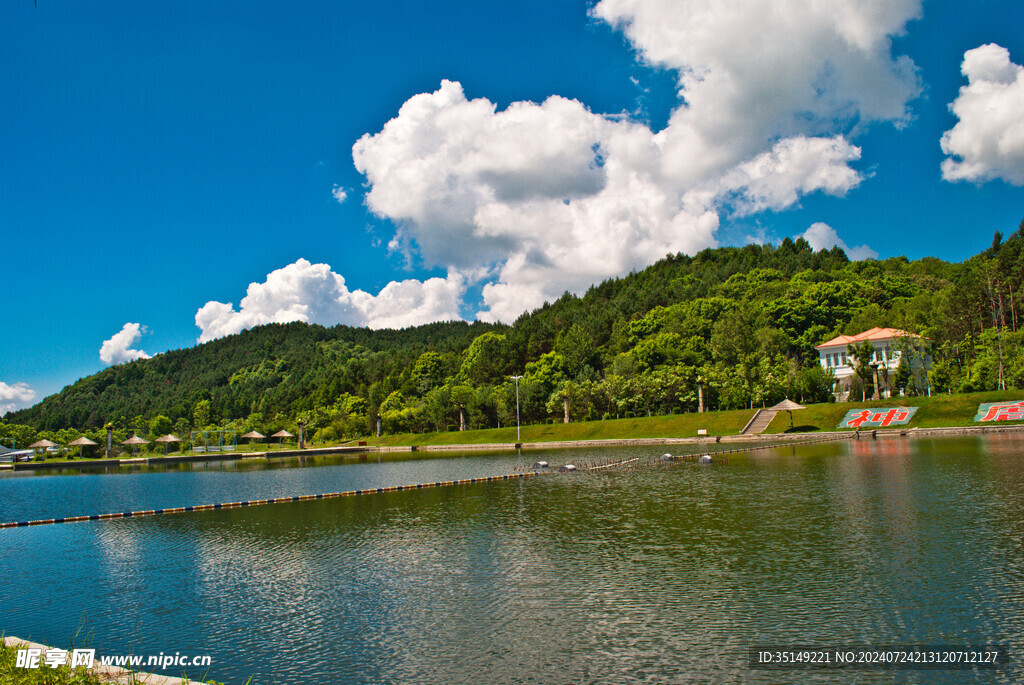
[2,0,1023,414]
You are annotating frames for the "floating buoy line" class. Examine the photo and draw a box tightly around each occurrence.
[0,472,539,529]
[3,435,856,530]
[518,433,857,473]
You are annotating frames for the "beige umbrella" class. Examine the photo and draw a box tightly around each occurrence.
[67,436,98,458]
[155,433,181,455]
[121,434,150,457]
[271,430,294,446]
[29,439,60,459]
[240,430,265,450]
[770,398,807,429]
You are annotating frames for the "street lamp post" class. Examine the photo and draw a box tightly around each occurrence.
[510,375,523,443]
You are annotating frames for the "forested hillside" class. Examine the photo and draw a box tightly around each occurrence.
[5,221,1024,448]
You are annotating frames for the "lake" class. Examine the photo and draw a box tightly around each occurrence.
[1,436,1022,683]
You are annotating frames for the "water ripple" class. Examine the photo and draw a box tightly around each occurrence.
[1,438,1022,683]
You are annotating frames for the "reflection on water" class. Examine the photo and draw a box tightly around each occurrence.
[1,436,1022,683]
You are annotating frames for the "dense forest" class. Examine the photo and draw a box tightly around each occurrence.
[4,220,1024,450]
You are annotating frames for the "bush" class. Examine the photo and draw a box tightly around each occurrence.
[316,426,339,443]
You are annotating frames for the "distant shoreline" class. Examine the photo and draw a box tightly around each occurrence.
[4,422,1023,472]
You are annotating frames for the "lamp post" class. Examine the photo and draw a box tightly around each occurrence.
[510,375,523,442]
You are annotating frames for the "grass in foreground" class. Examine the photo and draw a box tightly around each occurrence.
[0,638,229,685]
[0,638,102,685]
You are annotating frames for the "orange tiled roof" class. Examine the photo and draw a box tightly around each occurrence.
[815,327,925,350]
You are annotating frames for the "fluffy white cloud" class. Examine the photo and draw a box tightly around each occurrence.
[99,323,152,365]
[802,221,878,261]
[354,82,615,269]
[941,44,1024,185]
[344,2,922,323]
[194,258,465,342]
[593,0,920,179]
[354,80,872,321]
[0,381,36,415]
[331,185,348,203]
[715,136,863,215]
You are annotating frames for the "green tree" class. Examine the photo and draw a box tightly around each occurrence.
[793,364,834,404]
[450,385,475,431]
[173,417,191,442]
[847,340,876,401]
[422,386,453,432]
[148,414,173,439]
[547,379,594,423]
[555,324,595,379]
[459,332,509,385]
[192,400,211,428]
[893,355,911,396]
[412,352,448,395]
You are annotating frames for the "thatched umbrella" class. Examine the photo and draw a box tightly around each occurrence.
[770,398,807,429]
[67,436,98,459]
[240,430,266,451]
[271,430,294,447]
[121,434,150,457]
[155,433,181,455]
[28,439,60,457]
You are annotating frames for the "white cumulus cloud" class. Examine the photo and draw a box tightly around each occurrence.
[331,185,348,203]
[194,258,466,342]
[593,0,921,180]
[715,136,864,215]
[99,323,152,365]
[941,44,1024,185]
[0,381,37,415]
[353,82,875,322]
[802,221,878,261]
[348,2,922,322]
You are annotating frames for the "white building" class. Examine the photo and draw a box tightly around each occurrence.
[815,327,930,399]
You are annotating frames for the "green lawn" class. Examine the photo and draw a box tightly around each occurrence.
[365,408,753,447]
[364,389,1024,447]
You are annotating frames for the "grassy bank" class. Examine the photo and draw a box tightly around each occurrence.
[1,638,101,684]
[13,390,1024,464]
[0,637,228,685]
[365,408,752,447]
[364,389,1024,447]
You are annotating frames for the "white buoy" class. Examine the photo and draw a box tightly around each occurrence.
[699,454,713,464]
[532,461,549,469]
[559,464,577,472]
[659,453,673,461]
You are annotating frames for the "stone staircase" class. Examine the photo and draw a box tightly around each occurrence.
[740,409,777,435]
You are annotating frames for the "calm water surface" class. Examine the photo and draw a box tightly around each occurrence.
[1,436,1022,683]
